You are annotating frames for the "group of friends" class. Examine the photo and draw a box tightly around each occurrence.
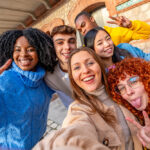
[0,11,150,150]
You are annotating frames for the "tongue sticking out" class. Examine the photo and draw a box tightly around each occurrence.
[130,98,141,109]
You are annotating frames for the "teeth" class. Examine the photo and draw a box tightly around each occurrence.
[19,59,31,65]
[63,53,70,56]
[83,76,94,81]
[104,48,111,52]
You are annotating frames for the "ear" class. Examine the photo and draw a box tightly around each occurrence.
[90,16,95,23]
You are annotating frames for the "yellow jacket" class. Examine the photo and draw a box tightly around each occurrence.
[104,20,150,45]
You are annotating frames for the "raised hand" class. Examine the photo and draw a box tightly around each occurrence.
[107,16,132,28]
[126,111,150,149]
[0,59,12,74]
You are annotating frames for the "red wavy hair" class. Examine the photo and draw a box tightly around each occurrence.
[107,58,150,124]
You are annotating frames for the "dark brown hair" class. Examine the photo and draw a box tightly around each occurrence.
[68,47,117,125]
[51,25,76,37]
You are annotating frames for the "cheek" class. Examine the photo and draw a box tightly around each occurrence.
[109,40,114,45]
[34,55,39,63]
[72,71,80,85]
[55,46,61,54]
[13,53,17,60]
[95,46,103,55]
[71,44,76,50]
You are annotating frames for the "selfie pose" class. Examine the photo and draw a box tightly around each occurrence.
[33,47,143,150]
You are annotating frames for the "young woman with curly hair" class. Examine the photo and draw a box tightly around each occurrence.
[0,28,57,150]
[107,58,150,149]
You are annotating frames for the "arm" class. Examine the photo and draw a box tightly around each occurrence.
[129,20,150,36]
[104,26,150,45]
[33,103,110,150]
[107,16,150,37]
[117,43,150,61]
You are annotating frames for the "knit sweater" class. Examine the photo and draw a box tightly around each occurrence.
[0,62,54,150]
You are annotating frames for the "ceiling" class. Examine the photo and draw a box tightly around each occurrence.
[0,0,61,34]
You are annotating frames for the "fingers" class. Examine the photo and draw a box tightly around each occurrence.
[138,131,150,148]
[109,16,118,21]
[106,21,118,25]
[126,117,142,129]
[137,132,146,147]
[0,59,12,74]
[140,129,150,143]
[143,111,150,126]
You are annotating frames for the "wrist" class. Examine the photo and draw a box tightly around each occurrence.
[127,21,132,28]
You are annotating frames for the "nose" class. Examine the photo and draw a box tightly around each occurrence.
[64,42,70,50]
[82,65,89,74]
[126,85,134,95]
[20,49,27,56]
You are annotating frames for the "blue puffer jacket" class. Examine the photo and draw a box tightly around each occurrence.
[117,43,150,61]
[0,62,54,150]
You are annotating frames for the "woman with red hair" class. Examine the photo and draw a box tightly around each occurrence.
[107,58,150,149]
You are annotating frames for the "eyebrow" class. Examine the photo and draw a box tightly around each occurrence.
[72,58,92,66]
[54,38,65,42]
[54,37,76,42]
[14,45,33,48]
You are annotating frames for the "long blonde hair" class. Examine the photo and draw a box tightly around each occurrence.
[68,47,117,125]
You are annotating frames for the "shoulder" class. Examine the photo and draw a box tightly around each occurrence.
[69,101,93,114]
[45,64,62,81]
[0,69,18,83]
[117,43,132,49]
[62,101,94,127]
[0,69,22,92]
[104,26,129,33]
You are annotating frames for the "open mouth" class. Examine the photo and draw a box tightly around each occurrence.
[104,48,112,53]
[18,59,32,66]
[130,97,142,109]
[62,53,70,58]
[82,75,95,84]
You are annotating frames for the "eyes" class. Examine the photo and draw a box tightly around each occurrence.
[55,38,76,45]
[14,47,36,52]
[72,61,94,71]
[97,36,111,46]
[116,76,140,95]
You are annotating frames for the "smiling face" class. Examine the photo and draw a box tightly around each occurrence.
[75,15,97,36]
[13,36,38,71]
[94,30,114,58]
[117,75,148,111]
[53,33,76,64]
[71,51,102,93]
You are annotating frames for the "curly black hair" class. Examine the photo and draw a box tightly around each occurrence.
[0,28,57,73]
